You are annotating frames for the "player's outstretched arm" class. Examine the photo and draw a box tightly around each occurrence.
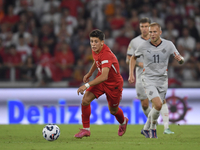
[83,61,97,83]
[174,52,184,64]
[128,55,137,83]
[77,67,109,95]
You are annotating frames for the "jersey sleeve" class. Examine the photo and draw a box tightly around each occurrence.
[134,44,144,57]
[127,40,135,56]
[169,41,180,56]
[100,53,113,69]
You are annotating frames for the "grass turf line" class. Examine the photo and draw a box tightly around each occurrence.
[0,124,199,150]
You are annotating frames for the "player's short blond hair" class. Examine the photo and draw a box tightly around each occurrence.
[149,22,161,30]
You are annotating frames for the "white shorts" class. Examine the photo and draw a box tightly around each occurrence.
[141,75,168,103]
[135,81,148,100]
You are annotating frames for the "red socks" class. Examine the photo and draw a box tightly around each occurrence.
[82,104,91,128]
[82,105,124,127]
[114,107,125,124]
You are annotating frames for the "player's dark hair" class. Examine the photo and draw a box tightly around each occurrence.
[89,29,105,41]
[140,17,151,24]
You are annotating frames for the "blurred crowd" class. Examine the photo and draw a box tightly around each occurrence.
[0,0,200,87]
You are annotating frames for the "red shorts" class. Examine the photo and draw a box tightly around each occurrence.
[86,82,123,107]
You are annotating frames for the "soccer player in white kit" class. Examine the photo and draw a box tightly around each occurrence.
[128,22,184,138]
[126,18,175,135]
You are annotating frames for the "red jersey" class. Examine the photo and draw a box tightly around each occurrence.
[92,44,123,89]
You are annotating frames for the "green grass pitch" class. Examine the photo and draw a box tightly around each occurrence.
[0,124,199,150]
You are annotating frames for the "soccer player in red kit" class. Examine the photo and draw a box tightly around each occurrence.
[75,29,128,138]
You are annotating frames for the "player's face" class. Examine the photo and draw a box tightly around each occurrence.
[149,26,162,43]
[140,23,150,37]
[90,37,104,53]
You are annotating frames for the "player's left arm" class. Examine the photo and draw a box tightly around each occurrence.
[77,67,110,95]
[170,41,184,64]
[174,52,184,64]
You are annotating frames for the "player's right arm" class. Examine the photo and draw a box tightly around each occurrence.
[83,61,97,83]
[128,55,137,83]
[126,55,132,64]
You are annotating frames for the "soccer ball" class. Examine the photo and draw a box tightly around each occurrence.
[42,124,60,141]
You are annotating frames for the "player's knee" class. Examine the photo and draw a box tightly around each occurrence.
[155,103,162,110]
[81,98,91,106]
[142,104,149,110]
[110,110,117,115]
[109,109,118,115]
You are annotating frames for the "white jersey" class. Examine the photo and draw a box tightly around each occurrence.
[135,38,180,84]
[127,35,147,82]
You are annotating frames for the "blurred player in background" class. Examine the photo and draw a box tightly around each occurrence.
[75,29,128,138]
[128,22,184,138]
[126,18,174,135]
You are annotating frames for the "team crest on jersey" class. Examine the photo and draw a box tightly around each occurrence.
[149,91,153,96]
[162,49,166,54]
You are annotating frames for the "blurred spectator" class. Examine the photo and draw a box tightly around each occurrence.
[54,42,75,81]
[14,0,34,15]
[62,8,78,35]
[187,17,200,41]
[194,41,200,80]
[129,9,140,33]
[41,4,61,25]
[104,0,115,19]
[115,29,131,52]
[162,22,179,40]
[104,28,115,49]
[20,55,36,81]
[0,23,10,45]
[165,7,183,34]
[150,8,164,28]
[28,18,40,36]
[42,0,60,14]
[0,3,4,22]
[139,4,151,19]
[16,34,32,62]
[185,0,196,17]
[177,27,196,62]
[1,5,19,30]
[175,0,186,16]
[69,59,85,87]
[194,6,200,36]
[3,44,22,81]
[12,23,32,45]
[60,0,83,17]
[35,45,52,86]
[88,0,108,29]
[0,38,5,79]
[39,23,56,55]
[109,6,125,38]
[55,21,71,43]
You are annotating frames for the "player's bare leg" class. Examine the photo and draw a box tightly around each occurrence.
[74,91,95,139]
[141,98,151,117]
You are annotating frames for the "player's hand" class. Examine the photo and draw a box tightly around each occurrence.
[128,75,135,84]
[174,52,184,64]
[77,85,87,95]
[83,73,91,83]
[174,52,182,61]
